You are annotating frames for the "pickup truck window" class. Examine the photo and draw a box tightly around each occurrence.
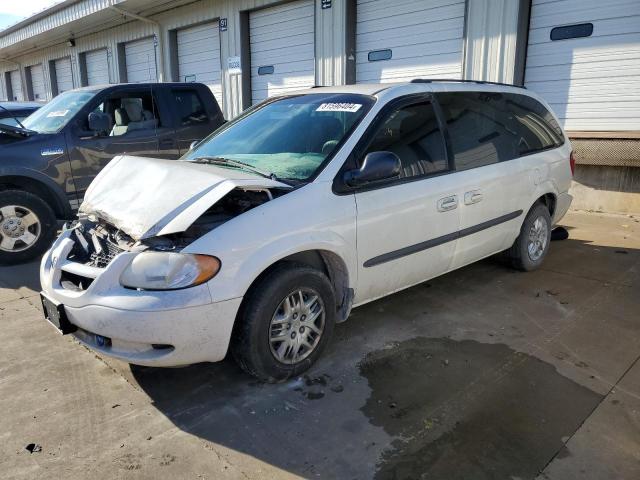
[83,91,160,137]
[184,93,374,182]
[173,89,208,126]
[22,90,96,133]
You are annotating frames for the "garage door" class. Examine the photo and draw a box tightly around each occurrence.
[525,0,640,131]
[54,57,74,94]
[356,0,466,83]
[29,64,46,101]
[177,22,222,103]
[9,70,23,101]
[125,37,157,83]
[249,0,315,104]
[85,48,110,86]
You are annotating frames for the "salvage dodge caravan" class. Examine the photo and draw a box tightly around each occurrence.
[40,81,574,382]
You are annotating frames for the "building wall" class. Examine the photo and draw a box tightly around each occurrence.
[0,0,351,117]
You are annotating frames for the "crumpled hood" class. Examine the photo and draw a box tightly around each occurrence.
[80,155,290,240]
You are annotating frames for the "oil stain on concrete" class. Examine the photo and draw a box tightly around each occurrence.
[359,337,603,480]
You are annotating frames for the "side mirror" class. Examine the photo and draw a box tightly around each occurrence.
[88,111,110,136]
[343,151,401,187]
[189,140,200,151]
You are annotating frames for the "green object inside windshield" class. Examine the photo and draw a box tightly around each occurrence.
[183,93,375,181]
[22,90,96,134]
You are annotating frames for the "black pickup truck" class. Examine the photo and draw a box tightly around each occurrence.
[0,82,224,264]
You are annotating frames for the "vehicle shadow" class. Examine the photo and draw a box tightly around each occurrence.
[0,258,41,294]
[129,237,639,479]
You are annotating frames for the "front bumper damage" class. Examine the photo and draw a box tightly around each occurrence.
[40,230,241,367]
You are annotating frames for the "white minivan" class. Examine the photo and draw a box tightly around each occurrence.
[40,80,573,381]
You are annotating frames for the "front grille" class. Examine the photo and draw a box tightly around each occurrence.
[88,240,124,268]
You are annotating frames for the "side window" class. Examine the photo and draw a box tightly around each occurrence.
[503,93,564,155]
[438,92,522,170]
[173,89,209,126]
[364,102,448,179]
[107,91,160,137]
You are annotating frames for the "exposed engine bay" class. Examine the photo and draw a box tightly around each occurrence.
[68,188,281,268]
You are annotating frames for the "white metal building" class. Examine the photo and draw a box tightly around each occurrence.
[0,0,638,168]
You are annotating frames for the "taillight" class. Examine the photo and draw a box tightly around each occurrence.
[569,150,576,176]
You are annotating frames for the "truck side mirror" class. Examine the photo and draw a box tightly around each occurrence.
[189,140,200,151]
[88,112,111,136]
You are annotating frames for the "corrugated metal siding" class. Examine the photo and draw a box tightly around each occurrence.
[0,0,350,118]
[464,0,520,83]
[355,0,466,83]
[29,64,47,100]
[525,0,640,131]
[249,0,316,103]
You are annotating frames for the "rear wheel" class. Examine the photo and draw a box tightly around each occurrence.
[507,203,551,271]
[231,263,336,382]
[0,190,57,265]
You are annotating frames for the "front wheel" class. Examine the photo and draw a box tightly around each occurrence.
[507,203,551,271]
[231,263,336,382]
[0,190,57,265]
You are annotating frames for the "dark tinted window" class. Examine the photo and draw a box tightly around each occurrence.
[368,49,392,62]
[438,92,564,170]
[365,102,447,179]
[173,89,208,126]
[551,23,593,41]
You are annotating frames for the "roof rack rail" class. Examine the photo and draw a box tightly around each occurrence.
[410,78,526,89]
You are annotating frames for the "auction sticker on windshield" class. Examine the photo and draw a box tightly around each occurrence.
[316,103,362,113]
[46,110,70,117]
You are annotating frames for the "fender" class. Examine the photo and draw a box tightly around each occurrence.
[194,230,356,304]
[0,166,74,219]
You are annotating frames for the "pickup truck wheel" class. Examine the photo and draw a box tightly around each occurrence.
[231,263,336,383]
[0,190,57,265]
[507,203,551,272]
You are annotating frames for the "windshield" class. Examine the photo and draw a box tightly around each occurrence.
[183,93,375,181]
[22,90,96,133]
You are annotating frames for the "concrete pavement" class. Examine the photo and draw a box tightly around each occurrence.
[1,211,639,479]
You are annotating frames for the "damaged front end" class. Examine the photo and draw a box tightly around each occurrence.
[53,155,291,291]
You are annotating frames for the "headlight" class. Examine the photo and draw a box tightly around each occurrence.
[120,252,220,290]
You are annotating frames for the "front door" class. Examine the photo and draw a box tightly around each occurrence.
[67,89,164,199]
[351,98,461,304]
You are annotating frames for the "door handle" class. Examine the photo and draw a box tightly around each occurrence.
[464,190,483,205]
[437,195,458,212]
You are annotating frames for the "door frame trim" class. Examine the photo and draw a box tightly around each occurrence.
[363,209,523,267]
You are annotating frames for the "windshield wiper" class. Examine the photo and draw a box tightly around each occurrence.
[192,156,287,183]
[0,104,31,132]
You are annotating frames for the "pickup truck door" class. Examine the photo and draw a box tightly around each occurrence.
[66,88,167,200]
[349,97,461,304]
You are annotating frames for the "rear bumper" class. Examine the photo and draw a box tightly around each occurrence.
[553,192,573,225]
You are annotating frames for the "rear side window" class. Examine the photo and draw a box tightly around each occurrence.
[437,92,564,171]
[173,89,208,126]
[364,102,448,179]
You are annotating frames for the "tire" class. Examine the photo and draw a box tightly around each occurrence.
[231,262,336,383]
[0,190,57,265]
[507,202,552,272]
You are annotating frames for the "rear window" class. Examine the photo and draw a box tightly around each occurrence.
[173,89,209,126]
[437,92,564,171]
